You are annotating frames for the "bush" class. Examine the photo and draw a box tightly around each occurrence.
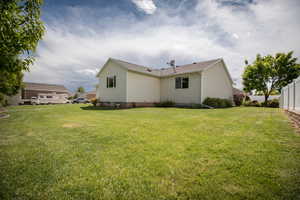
[202,97,232,108]
[263,99,279,108]
[233,94,244,106]
[243,100,261,107]
[154,100,175,107]
[90,98,98,106]
[0,94,8,107]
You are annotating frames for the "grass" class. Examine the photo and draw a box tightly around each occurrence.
[0,104,299,200]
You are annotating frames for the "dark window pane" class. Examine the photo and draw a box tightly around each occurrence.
[107,77,115,88]
[113,76,116,88]
[175,77,181,89]
[182,77,189,88]
[106,77,109,88]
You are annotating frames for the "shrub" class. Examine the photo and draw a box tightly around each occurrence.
[90,98,98,106]
[263,99,279,108]
[154,100,175,107]
[202,97,232,108]
[224,99,233,107]
[245,96,250,101]
[233,94,244,106]
[243,100,261,107]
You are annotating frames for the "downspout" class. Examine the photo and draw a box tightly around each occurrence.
[200,72,203,103]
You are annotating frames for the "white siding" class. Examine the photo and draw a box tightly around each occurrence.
[126,71,160,102]
[201,61,233,102]
[160,73,201,104]
[98,61,127,102]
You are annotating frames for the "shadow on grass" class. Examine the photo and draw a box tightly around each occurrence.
[80,105,212,111]
[80,106,120,111]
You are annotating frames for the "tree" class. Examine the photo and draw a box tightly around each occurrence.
[0,0,45,99]
[243,51,300,104]
[76,86,85,94]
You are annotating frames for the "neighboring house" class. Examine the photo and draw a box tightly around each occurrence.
[85,91,96,100]
[96,58,234,107]
[77,91,96,100]
[6,82,70,105]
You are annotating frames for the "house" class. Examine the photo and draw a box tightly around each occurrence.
[96,58,234,107]
[84,91,96,100]
[6,82,70,105]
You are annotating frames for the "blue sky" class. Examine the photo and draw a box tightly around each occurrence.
[24,0,300,92]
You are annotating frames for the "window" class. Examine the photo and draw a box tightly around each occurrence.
[175,77,189,89]
[107,76,116,88]
[46,96,53,98]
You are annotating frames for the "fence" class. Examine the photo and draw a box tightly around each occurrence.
[280,76,300,111]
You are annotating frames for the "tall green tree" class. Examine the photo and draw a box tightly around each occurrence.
[0,0,45,98]
[243,51,300,103]
[76,86,85,94]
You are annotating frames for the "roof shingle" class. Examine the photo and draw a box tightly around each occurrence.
[110,58,221,77]
[24,82,69,93]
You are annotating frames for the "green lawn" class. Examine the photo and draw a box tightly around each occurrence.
[0,105,299,200]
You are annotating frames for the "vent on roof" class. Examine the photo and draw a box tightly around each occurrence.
[147,68,152,72]
[193,62,197,64]
[161,68,165,70]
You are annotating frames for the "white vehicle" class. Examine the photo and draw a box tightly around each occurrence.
[31,93,70,105]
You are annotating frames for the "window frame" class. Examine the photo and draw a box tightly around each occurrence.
[106,75,116,88]
[175,77,189,89]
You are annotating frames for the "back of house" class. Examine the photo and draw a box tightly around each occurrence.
[96,58,234,107]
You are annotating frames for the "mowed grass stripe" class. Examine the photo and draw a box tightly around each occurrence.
[0,105,299,200]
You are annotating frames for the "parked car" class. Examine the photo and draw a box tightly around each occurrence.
[72,97,90,104]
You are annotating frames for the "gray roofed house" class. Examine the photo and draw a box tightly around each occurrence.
[97,58,231,79]
[5,82,71,105]
[96,57,234,107]
[24,82,70,93]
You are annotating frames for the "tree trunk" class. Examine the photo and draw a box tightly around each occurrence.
[264,94,269,105]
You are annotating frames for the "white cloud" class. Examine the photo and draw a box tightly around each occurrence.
[25,0,300,91]
[131,0,157,14]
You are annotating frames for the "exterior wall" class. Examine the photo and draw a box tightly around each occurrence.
[98,61,127,102]
[280,76,300,111]
[201,61,233,102]
[22,89,68,99]
[126,71,160,103]
[160,73,201,104]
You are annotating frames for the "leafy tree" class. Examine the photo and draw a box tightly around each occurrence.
[243,52,300,103]
[0,0,45,100]
[76,86,85,94]
[73,93,78,99]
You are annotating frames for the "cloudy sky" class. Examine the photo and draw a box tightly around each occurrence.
[24,0,300,92]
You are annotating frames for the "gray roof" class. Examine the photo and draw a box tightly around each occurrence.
[105,58,222,77]
[24,82,69,93]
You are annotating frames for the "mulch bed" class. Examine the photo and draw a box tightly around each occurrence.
[285,110,300,133]
[0,113,9,119]
[0,107,9,119]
